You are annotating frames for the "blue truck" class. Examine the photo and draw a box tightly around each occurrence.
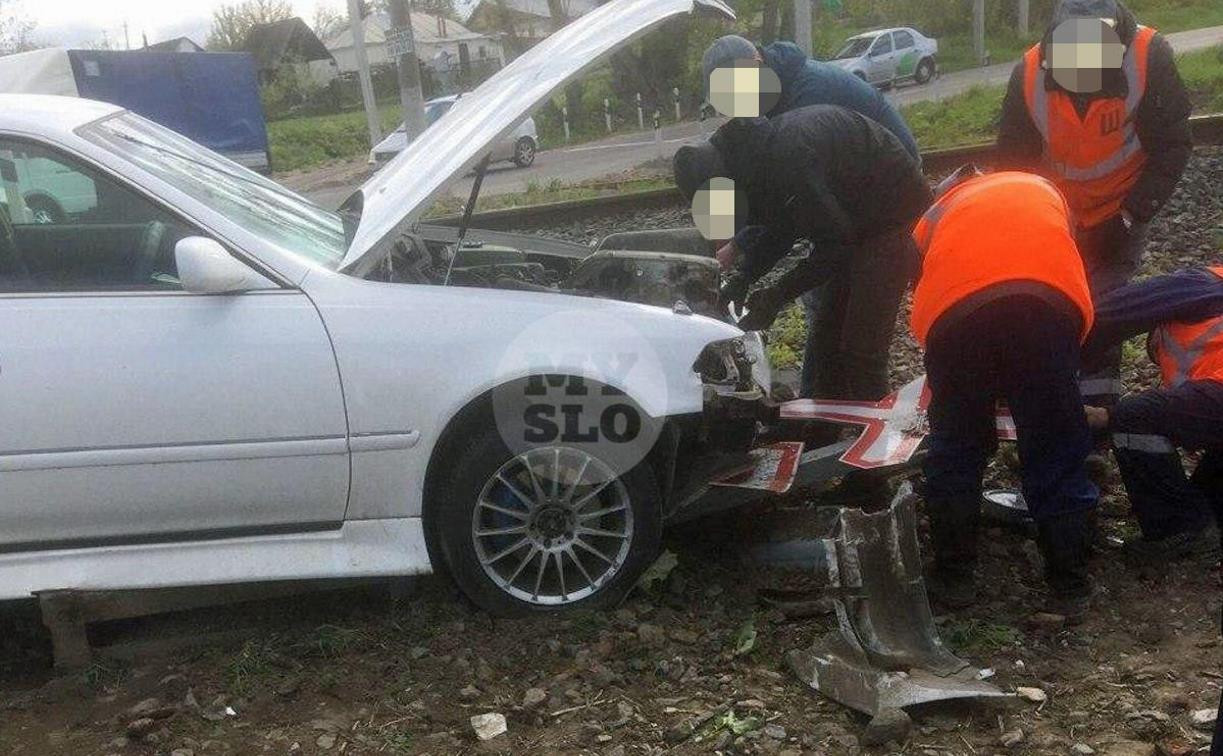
[0,47,271,173]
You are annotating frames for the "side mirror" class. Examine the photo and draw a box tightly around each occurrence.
[175,236,268,294]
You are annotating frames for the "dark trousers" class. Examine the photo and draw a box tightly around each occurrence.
[923,295,1098,522]
[1077,219,1149,404]
[1214,687,1223,756]
[798,229,915,401]
[1111,380,1223,540]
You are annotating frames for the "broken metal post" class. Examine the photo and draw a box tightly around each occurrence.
[786,484,1010,714]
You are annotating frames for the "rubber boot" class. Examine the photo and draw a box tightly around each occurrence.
[924,495,980,610]
[1036,510,1094,624]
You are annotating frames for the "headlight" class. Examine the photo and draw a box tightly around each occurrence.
[693,337,756,391]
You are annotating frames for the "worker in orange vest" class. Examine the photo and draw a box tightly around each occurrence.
[1081,267,1223,561]
[913,167,1098,619]
[997,0,1192,408]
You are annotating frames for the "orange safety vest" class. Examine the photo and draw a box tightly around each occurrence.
[910,172,1094,347]
[1151,266,1223,387]
[1022,26,1156,229]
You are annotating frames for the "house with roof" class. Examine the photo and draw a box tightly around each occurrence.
[144,36,205,53]
[323,11,504,94]
[456,0,597,52]
[243,17,337,84]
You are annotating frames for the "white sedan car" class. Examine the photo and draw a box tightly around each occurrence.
[829,27,938,88]
[0,0,765,615]
[369,94,539,168]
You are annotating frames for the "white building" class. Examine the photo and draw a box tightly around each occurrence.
[324,12,504,78]
[456,0,598,50]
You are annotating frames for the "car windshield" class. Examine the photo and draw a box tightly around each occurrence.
[834,37,874,59]
[83,112,351,269]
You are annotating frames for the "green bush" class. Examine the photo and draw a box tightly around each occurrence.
[267,106,400,173]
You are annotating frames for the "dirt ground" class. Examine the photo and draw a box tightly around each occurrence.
[2,151,1222,755]
[0,502,1219,756]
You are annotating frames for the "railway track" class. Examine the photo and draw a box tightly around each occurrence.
[434,112,1223,231]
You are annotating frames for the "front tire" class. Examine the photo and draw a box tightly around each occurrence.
[432,421,661,615]
[513,138,536,168]
[915,57,936,84]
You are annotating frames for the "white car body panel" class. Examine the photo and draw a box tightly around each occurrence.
[0,0,755,603]
[0,291,349,548]
[1,520,429,599]
[302,270,742,520]
[341,0,735,269]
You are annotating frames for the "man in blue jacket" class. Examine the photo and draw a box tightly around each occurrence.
[702,35,919,158]
[1081,267,1223,561]
[700,35,919,403]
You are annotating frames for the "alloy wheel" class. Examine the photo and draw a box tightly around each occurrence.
[471,446,633,606]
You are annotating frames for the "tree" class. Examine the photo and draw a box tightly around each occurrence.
[0,0,37,56]
[207,0,293,51]
[312,4,345,43]
[374,0,457,19]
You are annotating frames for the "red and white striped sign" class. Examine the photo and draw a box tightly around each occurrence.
[780,375,1018,470]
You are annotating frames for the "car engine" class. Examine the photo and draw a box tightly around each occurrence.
[365,231,721,317]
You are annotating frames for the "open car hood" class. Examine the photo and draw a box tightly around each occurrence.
[339,0,734,271]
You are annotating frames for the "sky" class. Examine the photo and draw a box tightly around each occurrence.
[13,0,347,49]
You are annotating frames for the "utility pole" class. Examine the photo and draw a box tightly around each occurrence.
[347,0,382,147]
[123,21,130,50]
[387,0,427,141]
[1018,0,1030,36]
[793,0,812,57]
[973,0,987,66]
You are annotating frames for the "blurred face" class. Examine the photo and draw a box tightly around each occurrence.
[707,58,781,118]
[690,177,747,242]
[1046,17,1124,93]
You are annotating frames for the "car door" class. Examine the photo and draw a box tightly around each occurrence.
[892,30,919,80]
[0,136,350,550]
[866,34,895,83]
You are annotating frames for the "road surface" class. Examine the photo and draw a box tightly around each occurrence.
[301,25,1223,210]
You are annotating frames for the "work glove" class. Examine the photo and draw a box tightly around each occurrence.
[719,271,751,316]
[737,284,787,331]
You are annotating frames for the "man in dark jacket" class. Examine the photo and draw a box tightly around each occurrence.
[701,35,919,159]
[1081,267,1223,560]
[996,0,1192,407]
[700,35,920,399]
[674,105,932,403]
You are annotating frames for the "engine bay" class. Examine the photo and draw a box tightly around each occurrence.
[364,226,722,318]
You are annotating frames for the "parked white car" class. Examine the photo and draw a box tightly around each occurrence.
[369,94,539,168]
[0,0,765,616]
[829,27,938,88]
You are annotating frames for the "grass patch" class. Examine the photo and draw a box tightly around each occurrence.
[767,303,807,370]
[268,105,402,173]
[1133,0,1223,35]
[225,637,280,697]
[1179,45,1223,112]
[943,619,1023,654]
[82,657,129,692]
[902,84,1008,150]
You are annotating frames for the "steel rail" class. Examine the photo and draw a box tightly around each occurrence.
[430,112,1223,231]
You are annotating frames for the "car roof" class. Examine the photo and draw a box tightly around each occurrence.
[0,95,123,139]
[847,27,915,40]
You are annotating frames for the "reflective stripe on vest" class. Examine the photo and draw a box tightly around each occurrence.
[1022,26,1154,194]
[1154,317,1223,387]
